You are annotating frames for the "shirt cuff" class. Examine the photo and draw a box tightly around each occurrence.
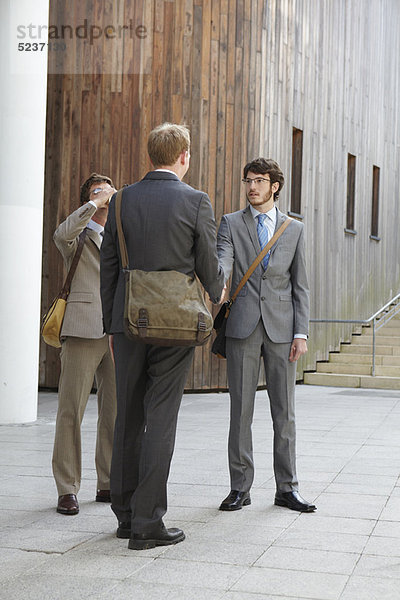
[294,334,307,340]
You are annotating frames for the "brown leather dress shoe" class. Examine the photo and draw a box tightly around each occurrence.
[95,490,111,503]
[57,494,79,515]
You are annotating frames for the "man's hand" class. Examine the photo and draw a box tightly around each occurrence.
[289,338,307,362]
[218,285,229,305]
[92,184,116,208]
[108,334,115,363]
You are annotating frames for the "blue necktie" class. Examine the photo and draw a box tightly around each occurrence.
[257,213,270,269]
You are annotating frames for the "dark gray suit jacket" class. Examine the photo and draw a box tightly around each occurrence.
[100,171,224,334]
[217,205,309,343]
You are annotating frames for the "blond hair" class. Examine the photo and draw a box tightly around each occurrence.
[147,123,190,167]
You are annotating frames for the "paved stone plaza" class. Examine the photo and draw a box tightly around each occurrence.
[0,385,399,599]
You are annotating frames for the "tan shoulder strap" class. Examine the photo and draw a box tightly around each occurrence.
[60,228,87,300]
[115,188,129,269]
[227,217,293,311]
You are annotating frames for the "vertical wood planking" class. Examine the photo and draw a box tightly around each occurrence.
[41,0,400,388]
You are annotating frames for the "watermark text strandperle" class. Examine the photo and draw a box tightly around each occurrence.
[17,19,147,46]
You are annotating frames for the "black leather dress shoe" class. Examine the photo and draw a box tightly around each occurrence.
[57,494,79,515]
[96,490,111,503]
[128,525,185,550]
[275,490,316,512]
[219,490,251,511]
[116,521,131,539]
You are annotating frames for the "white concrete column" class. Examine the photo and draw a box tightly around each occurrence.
[0,0,49,423]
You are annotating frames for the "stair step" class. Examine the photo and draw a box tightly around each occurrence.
[350,335,400,346]
[329,353,372,365]
[340,344,394,355]
[316,363,371,375]
[304,372,400,389]
[329,353,400,366]
[362,328,400,337]
[375,365,400,376]
[306,310,400,389]
[381,355,400,364]
[377,316,400,326]
[315,364,400,376]
[304,373,362,387]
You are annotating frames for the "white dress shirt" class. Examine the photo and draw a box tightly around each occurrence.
[85,216,104,236]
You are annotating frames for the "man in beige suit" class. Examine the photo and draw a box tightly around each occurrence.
[52,173,117,515]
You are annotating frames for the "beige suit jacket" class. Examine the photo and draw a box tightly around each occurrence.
[54,203,105,339]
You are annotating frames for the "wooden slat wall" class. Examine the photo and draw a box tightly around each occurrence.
[258,0,400,375]
[40,0,262,389]
[40,0,400,388]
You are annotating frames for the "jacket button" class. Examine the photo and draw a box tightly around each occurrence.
[261,296,265,301]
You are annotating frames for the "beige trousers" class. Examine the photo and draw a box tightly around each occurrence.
[52,336,117,496]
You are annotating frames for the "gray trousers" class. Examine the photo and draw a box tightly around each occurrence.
[226,320,298,493]
[111,333,195,534]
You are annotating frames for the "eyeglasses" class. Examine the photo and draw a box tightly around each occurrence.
[91,187,105,195]
[241,177,271,185]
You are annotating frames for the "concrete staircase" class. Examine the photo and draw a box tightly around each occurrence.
[304,315,400,389]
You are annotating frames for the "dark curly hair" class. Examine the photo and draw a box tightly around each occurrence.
[243,158,284,200]
[80,173,114,205]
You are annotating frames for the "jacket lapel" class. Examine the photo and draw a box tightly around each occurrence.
[269,208,288,257]
[86,228,101,250]
[242,206,260,255]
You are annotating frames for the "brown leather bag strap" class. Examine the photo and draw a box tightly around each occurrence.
[60,228,88,300]
[226,217,293,315]
[115,188,129,269]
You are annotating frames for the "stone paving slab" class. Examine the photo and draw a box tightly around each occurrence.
[96,581,226,600]
[353,554,400,579]
[254,546,360,575]
[0,548,53,583]
[0,385,400,600]
[339,575,400,600]
[223,594,311,600]
[0,574,118,600]
[287,514,376,536]
[231,566,348,599]
[273,528,369,554]
[0,526,96,553]
[372,520,400,537]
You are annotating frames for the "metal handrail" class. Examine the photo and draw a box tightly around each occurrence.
[310,292,400,376]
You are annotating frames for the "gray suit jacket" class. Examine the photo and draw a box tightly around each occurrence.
[100,171,224,334]
[53,203,105,339]
[217,205,309,343]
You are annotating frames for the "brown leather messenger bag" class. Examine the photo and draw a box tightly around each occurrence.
[114,187,214,346]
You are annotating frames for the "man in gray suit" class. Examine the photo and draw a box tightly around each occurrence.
[100,123,224,550]
[53,173,117,515]
[217,157,316,513]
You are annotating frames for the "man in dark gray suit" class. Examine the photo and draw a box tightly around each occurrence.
[100,123,224,550]
[217,157,316,513]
